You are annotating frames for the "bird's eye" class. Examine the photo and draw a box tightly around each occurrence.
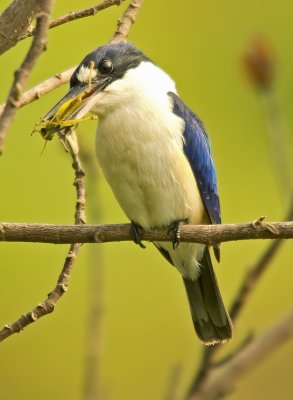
[98,59,114,74]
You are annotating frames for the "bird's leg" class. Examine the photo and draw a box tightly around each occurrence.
[168,219,188,250]
[131,221,146,249]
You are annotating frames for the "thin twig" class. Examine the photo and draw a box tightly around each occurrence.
[164,365,182,400]
[243,37,293,204]
[0,0,145,344]
[22,0,126,40]
[260,91,293,202]
[0,0,54,155]
[0,67,75,117]
[230,198,293,322]
[81,1,145,394]
[0,0,145,122]
[189,312,293,400]
[0,220,292,245]
[183,346,216,400]
[0,131,86,342]
[230,239,282,321]
[111,0,144,43]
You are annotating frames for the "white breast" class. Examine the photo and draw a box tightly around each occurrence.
[95,62,206,279]
[95,62,204,228]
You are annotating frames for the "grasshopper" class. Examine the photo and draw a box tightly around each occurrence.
[34,61,98,141]
[34,92,98,141]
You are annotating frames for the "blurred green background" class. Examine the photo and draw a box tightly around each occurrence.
[0,0,292,399]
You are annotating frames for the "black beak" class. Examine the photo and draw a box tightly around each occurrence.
[43,84,88,121]
[42,77,111,133]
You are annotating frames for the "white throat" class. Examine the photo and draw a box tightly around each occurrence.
[93,61,178,116]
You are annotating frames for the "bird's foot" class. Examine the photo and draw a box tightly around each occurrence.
[131,221,146,249]
[168,219,188,250]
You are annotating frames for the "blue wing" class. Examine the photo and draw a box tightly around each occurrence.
[168,92,221,225]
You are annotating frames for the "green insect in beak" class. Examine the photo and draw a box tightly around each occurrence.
[34,61,101,141]
[34,94,98,141]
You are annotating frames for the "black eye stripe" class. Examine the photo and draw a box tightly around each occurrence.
[98,59,114,74]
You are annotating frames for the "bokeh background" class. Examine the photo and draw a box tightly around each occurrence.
[0,1,292,399]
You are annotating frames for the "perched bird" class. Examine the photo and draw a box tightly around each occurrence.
[44,43,233,345]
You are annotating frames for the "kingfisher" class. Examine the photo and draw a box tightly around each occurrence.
[43,43,233,345]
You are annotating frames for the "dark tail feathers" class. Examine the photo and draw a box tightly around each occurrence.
[183,248,232,345]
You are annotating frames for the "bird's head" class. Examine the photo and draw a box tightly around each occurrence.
[40,42,178,139]
[42,43,151,131]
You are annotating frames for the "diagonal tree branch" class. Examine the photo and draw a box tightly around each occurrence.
[0,0,40,55]
[230,201,293,322]
[184,41,293,398]
[0,0,144,144]
[22,0,126,40]
[189,312,293,400]
[0,67,76,117]
[111,0,144,43]
[0,0,55,155]
[0,0,145,343]
[183,199,293,399]
[0,0,125,54]
[0,0,128,117]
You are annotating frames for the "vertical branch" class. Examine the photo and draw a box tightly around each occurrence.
[260,91,293,202]
[83,245,104,400]
[79,139,104,400]
[164,365,182,400]
[0,129,86,342]
[0,0,146,344]
[0,0,55,154]
[242,36,293,203]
